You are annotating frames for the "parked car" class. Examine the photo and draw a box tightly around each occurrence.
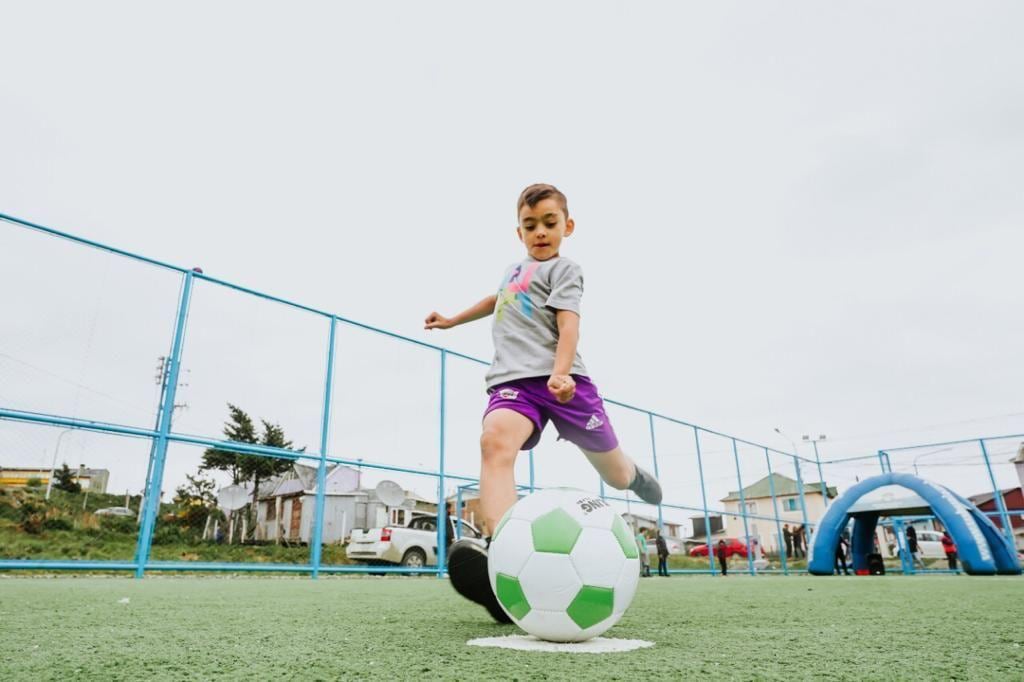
[689,538,748,558]
[94,507,134,517]
[644,535,686,556]
[892,529,946,559]
[346,514,485,568]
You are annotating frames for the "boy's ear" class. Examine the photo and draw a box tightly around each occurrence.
[516,226,524,242]
[564,217,575,237]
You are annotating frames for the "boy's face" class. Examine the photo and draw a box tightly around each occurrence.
[517,197,574,261]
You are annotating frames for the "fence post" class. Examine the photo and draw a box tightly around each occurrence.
[528,449,535,492]
[693,428,714,575]
[309,316,337,579]
[877,450,888,474]
[764,449,788,575]
[731,439,755,575]
[436,350,448,577]
[648,413,664,531]
[793,456,812,551]
[812,441,829,508]
[978,439,1015,546]
[134,271,194,578]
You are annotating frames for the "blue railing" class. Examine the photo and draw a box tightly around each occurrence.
[1,211,1020,578]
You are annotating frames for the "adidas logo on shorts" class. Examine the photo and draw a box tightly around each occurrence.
[585,414,604,431]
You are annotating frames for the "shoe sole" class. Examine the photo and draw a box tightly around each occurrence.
[447,541,512,624]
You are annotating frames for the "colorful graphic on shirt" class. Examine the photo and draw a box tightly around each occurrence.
[495,262,541,322]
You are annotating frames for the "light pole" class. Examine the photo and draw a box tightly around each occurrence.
[45,429,74,501]
[774,427,813,545]
[802,434,830,508]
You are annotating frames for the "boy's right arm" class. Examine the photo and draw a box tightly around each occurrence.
[424,294,497,330]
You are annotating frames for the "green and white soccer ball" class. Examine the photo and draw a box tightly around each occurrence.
[488,488,640,642]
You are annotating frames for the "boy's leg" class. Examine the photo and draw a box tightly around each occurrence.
[479,409,535,532]
[447,408,534,624]
[580,446,663,505]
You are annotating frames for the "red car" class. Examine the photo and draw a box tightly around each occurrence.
[689,538,748,558]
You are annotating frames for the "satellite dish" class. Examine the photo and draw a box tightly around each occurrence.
[217,484,250,512]
[375,480,407,507]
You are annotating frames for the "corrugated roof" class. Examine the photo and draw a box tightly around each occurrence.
[720,473,837,502]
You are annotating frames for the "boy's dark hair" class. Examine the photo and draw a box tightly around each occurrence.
[517,183,568,220]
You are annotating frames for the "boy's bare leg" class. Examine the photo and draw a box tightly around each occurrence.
[479,408,535,533]
[447,408,532,624]
[582,446,662,505]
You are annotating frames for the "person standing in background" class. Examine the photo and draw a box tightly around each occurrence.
[783,524,793,559]
[636,528,651,577]
[941,530,958,571]
[716,539,729,576]
[656,531,670,577]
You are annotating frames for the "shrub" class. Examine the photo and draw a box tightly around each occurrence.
[18,501,45,534]
[25,478,43,489]
[42,517,74,531]
[99,515,137,534]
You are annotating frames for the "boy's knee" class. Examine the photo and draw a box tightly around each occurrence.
[480,430,517,467]
[602,461,634,490]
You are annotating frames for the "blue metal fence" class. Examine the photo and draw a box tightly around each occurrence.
[0,211,1020,578]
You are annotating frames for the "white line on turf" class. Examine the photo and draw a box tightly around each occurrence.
[467,635,654,653]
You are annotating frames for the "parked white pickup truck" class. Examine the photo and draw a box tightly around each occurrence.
[346,514,486,568]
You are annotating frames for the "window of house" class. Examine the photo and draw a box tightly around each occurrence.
[744,501,758,514]
[266,502,277,521]
[784,498,798,511]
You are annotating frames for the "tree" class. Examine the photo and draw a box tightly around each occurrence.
[53,463,82,494]
[201,404,258,484]
[173,474,218,534]
[240,420,298,529]
[200,404,302,540]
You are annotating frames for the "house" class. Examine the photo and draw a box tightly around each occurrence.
[967,487,1024,550]
[720,473,837,554]
[254,463,436,545]
[621,512,682,538]
[0,466,109,493]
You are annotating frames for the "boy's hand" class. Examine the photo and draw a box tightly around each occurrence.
[424,312,454,330]
[547,374,576,403]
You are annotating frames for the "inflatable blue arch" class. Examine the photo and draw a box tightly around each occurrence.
[808,473,1021,576]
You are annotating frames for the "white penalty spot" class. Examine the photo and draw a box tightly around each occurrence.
[467,635,654,653]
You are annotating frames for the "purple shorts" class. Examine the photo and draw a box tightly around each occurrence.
[484,375,619,452]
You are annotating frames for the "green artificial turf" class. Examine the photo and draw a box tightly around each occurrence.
[1,575,1021,680]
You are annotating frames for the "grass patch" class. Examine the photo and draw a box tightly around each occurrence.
[0,575,1020,680]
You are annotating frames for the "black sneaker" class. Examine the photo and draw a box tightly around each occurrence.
[447,539,512,624]
[629,465,663,505]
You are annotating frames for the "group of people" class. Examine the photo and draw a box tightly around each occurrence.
[833,525,960,575]
[635,528,671,577]
[782,523,808,558]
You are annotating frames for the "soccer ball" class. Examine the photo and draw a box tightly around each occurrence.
[487,488,640,642]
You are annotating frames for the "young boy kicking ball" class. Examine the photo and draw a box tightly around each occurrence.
[424,183,662,622]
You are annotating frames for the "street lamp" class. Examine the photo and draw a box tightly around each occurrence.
[802,434,830,508]
[45,429,74,501]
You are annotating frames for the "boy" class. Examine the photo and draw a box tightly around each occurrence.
[424,183,662,622]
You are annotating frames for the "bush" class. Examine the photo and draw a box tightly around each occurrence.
[98,515,137,534]
[42,517,74,531]
[25,478,43,489]
[18,501,45,534]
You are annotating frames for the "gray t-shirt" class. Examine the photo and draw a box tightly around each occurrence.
[485,256,589,389]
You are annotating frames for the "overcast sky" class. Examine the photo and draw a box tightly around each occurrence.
[2,2,1022,528]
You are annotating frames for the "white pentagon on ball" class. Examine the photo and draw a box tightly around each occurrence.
[487,487,641,642]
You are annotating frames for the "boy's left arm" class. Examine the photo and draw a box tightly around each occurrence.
[548,309,580,403]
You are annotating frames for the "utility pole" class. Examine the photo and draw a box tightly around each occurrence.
[138,356,189,523]
[45,429,74,501]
